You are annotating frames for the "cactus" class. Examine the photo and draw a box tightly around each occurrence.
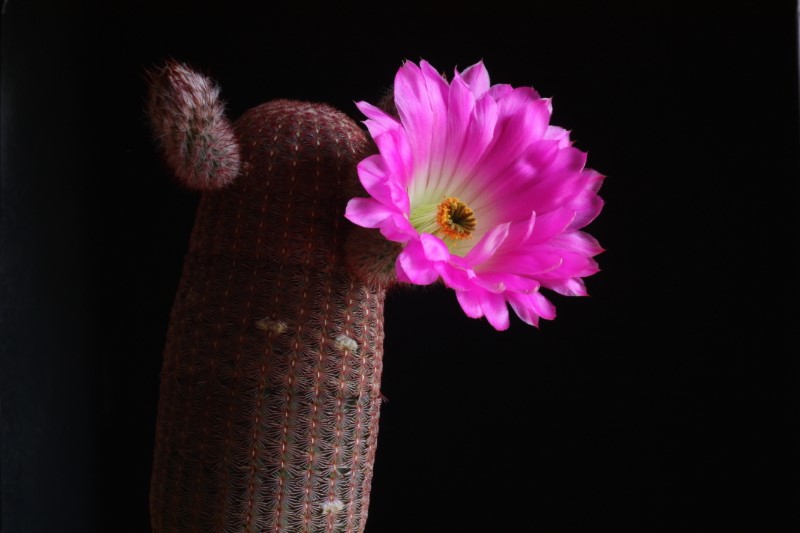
[147,61,398,533]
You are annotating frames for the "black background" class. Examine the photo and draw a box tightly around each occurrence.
[1,1,798,532]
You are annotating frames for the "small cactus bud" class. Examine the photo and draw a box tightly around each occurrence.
[146,60,241,190]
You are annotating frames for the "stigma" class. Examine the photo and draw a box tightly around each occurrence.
[436,197,476,240]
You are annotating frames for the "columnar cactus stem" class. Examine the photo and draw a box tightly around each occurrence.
[148,63,395,533]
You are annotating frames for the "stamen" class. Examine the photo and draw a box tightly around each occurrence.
[436,197,476,240]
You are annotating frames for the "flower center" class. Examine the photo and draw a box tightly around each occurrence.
[409,196,478,245]
[436,197,476,240]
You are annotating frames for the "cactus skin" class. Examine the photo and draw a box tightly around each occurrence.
[148,67,396,532]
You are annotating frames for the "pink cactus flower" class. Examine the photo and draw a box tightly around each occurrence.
[346,60,604,330]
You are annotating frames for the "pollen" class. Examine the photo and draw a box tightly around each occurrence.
[436,197,476,240]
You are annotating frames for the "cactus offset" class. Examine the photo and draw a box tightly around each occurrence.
[147,60,241,190]
[147,64,397,533]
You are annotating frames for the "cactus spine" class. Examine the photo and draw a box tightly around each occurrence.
[148,63,394,533]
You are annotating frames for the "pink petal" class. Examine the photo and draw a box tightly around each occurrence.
[527,207,576,244]
[475,170,574,227]
[496,211,537,250]
[482,248,564,276]
[487,83,515,100]
[345,198,395,228]
[544,125,572,148]
[467,94,552,200]
[508,291,556,326]
[368,131,413,209]
[419,60,450,104]
[396,239,441,285]
[455,288,484,319]
[356,100,401,138]
[419,60,451,186]
[541,277,588,297]
[394,61,450,184]
[436,262,474,291]
[508,294,541,327]
[394,61,434,170]
[473,139,560,202]
[464,222,510,265]
[438,74,475,189]
[548,231,604,257]
[419,233,451,261]
[497,87,545,117]
[536,251,599,280]
[566,168,605,229]
[356,155,396,208]
[459,60,491,97]
[531,291,557,319]
[481,290,510,330]
[449,92,499,193]
[455,288,510,330]
[379,214,418,242]
[525,147,589,212]
[472,273,540,293]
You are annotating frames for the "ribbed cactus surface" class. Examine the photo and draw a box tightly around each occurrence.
[148,66,389,533]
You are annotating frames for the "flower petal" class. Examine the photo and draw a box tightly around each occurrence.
[464,222,510,265]
[394,61,435,173]
[356,156,396,209]
[566,168,605,229]
[450,92,499,198]
[541,277,588,297]
[527,207,576,244]
[435,73,475,194]
[487,83,515,100]
[459,60,491,97]
[524,146,590,212]
[455,288,510,330]
[356,100,400,138]
[379,214,418,242]
[508,290,557,326]
[466,93,553,202]
[395,61,451,198]
[345,197,394,228]
[473,272,540,293]
[455,288,483,319]
[419,233,451,261]
[481,291,510,330]
[436,262,473,291]
[547,231,605,257]
[396,239,441,285]
[544,125,572,148]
